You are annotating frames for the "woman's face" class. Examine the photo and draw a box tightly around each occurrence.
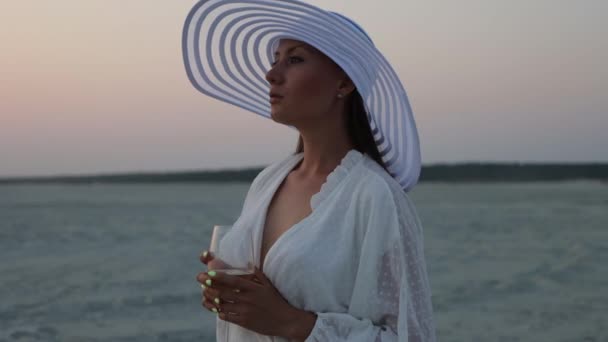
[265,39,348,126]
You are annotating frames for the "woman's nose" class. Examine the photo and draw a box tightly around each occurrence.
[265,64,283,85]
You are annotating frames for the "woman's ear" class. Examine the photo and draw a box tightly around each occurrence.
[337,75,356,97]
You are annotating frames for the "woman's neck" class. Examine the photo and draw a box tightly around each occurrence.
[295,133,355,179]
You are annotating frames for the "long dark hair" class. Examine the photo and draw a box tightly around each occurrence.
[294,89,389,174]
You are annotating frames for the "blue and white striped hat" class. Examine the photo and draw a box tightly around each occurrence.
[182,0,421,192]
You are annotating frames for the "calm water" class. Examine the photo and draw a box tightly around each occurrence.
[0,181,606,341]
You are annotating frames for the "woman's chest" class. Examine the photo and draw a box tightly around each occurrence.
[261,196,309,257]
[260,176,323,269]
[265,206,363,312]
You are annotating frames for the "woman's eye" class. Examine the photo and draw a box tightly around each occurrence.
[270,56,302,67]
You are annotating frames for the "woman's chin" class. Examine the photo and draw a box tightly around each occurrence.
[270,110,289,125]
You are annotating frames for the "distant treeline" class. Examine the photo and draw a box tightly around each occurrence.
[420,163,608,182]
[1,163,607,184]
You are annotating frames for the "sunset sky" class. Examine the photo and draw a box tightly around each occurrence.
[1,0,606,177]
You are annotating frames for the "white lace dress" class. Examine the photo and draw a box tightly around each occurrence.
[215,149,437,341]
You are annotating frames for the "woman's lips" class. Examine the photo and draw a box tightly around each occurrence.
[269,96,283,104]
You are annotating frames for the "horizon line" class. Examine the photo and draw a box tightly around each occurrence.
[2,160,608,180]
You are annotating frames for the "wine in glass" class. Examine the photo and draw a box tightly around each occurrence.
[208,225,255,276]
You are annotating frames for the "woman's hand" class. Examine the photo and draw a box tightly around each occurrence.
[197,250,317,339]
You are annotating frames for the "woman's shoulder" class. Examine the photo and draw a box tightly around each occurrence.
[354,155,424,237]
[355,156,422,222]
[355,155,412,204]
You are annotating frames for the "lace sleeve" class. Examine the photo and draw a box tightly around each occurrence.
[304,181,436,342]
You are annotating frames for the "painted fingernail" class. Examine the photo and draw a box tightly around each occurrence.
[212,307,218,313]
[203,251,208,258]
[206,279,212,286]
[208,271,216,277]
[214,297,220,304]
[200,284,206,290]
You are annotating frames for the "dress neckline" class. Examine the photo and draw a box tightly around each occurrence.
[304,149,365,210]
[257,148,365,272]
[288,148,365,210]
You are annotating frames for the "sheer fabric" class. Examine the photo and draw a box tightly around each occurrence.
[215,149,436,341]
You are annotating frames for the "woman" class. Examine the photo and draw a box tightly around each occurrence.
[185,1,436,340]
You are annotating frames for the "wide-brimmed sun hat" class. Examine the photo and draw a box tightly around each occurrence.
[182,0,421,192]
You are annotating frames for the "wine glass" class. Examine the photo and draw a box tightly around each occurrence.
[208,224,255,276]
[208,224,255,341]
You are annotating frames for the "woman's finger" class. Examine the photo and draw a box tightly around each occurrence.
[204,271,261,292]
[218,307,244,325]
[201,297,219,313]
[216,301,241,315]
[199,250,214,265]
[196,272,210,285]
[203,287,224,308]
[202,287,215,302]
[210,286,243,304]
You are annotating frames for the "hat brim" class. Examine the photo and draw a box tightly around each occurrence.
[182,0,421,191]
